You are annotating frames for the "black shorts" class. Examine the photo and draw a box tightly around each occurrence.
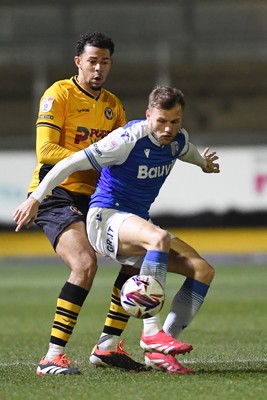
[29,187,90,249]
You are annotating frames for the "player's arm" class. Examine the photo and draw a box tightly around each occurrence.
[13,150,92,232]
[36,125,75,164]
[179,142,220,174]
[36,84,75,164]
[13,130,128,231]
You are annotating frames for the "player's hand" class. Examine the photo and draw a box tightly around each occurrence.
[12,196,40,232]
[201,147,220,173]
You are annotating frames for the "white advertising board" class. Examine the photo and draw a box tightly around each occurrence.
[0,147,267,225]
[0,151,37,225]
[150,146,267,216]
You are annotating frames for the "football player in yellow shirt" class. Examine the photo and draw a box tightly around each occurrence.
[27,31,145,375]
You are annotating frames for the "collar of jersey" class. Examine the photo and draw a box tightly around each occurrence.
[72,76,102,100]
[148,131,161,147]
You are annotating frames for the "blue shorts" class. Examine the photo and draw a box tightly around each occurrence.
[29,187,90,249]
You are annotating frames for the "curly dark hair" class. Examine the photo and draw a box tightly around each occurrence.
[76,32,115,56]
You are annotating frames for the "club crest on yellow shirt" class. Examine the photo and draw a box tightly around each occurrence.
[104,107,113,120]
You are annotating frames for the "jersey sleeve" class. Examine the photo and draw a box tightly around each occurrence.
[32,150,92,203]
[36,125,75,164]
[32,127,132,202]
[84,128,131,172]
[178,127,206,169]
[178,128,190,156]
[37,82,67,130]
[36,82,75,164]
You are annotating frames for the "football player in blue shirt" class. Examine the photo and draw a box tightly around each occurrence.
[13,85,220,374]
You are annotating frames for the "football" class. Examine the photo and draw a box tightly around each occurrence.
[120,275,165,319]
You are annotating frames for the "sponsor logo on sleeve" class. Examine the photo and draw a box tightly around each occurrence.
[98,137,118,152]
[93,143,103,157]
[38,114,54,120]
[41,97,55,112]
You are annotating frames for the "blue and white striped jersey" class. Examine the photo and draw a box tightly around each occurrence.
[84,120,189,219]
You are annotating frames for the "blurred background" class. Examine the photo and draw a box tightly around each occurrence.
[0,0,267,260]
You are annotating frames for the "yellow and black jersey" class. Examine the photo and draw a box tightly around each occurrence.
[29,76,127,196]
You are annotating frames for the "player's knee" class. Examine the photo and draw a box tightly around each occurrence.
[68,253,98,290]
[149,228,171,251]
[206,262,215,283]
[196,259,215,284]
[66,251,98,279]
[80,252,98,277]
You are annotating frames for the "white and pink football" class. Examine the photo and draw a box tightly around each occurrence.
[121,275,165,319]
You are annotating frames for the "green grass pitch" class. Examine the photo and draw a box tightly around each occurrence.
[0,261,266,400]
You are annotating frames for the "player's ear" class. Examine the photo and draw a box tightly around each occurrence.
[74,55,81,68]
[145,109,150,119]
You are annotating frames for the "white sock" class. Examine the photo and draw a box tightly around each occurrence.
[45,343,65,360]
[98,334,120,350]
[143,314,162,336]
[163,278,209,338]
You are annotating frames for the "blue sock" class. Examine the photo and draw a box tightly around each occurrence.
[140,250,168,287]
[163,277,210,338]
